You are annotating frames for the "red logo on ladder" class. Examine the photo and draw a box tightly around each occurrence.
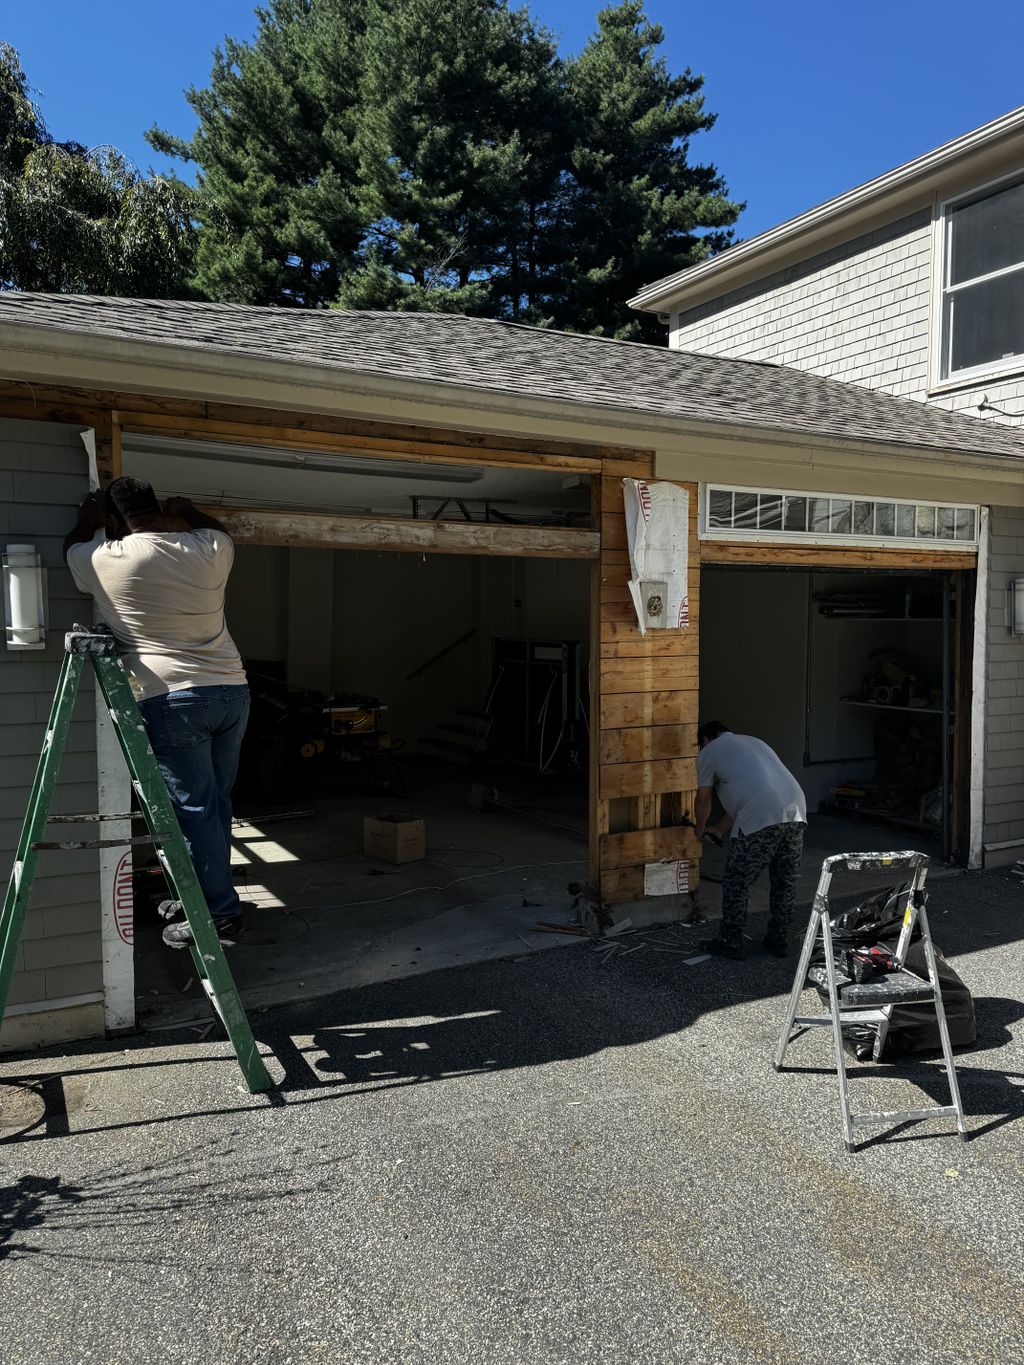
[637,481,653,522]
[113,851,134,945]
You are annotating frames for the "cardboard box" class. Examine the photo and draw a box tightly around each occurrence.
[363,813,426,864]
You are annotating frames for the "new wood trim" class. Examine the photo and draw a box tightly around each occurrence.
[700,541,977,571]
[0,380,650,463]
[599,690,697,730]
[600,825,703,871]
[208,506,600,559]
[600,757,697,800]
[123,412,605,475]
[600,724,697,764]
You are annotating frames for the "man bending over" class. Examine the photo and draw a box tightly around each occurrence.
[64,478,249,948]
[695,720,807,961]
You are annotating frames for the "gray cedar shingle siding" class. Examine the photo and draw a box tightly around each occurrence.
[0,419,101,1010]
[2,292,1024,460]
[985,507,1024,850]
[672,212,934,402]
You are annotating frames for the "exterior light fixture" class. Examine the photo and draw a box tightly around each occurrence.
[1008,577,1024,637]
[3,544,47,650]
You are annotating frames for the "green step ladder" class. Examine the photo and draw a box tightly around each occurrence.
[0,625,273,1094]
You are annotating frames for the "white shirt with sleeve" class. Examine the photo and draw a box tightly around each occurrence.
[66,529,247,701]
[697,732,807,838]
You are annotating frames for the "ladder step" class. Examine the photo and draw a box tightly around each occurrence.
[793,1009,900,1027]
[32,834,165,850]
[455,709,491,721]
[46,812,141,824]
[438,722,484,737]
[424,737,477,754]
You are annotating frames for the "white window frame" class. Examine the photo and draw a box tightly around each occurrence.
[699,483,979,552]
[935,169,1024,387]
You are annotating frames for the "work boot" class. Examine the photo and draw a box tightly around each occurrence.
[700,936,747,961]
[162,914,246,950]
[761,933,791,959]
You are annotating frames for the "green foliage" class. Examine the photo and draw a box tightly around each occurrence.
[148,0,368,305]
[0,44,197,296]
[152,0,740,333]
[337,0,565,318]
[556,1,742,340]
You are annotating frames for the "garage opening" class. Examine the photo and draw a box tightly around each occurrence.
[123,434,593,1024]
[699,566,969,898]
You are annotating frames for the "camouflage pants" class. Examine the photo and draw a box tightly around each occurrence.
[720,822,805,947]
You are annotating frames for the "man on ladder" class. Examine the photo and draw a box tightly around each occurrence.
[64,477,250,950]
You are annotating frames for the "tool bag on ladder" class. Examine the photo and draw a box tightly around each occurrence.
[0,625,273,1095]
[773,851,966,1152]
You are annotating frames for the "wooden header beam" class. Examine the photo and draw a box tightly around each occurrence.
[208,506,600,559]
[700,541,977,571]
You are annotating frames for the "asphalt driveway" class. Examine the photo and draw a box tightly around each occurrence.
[2,868,1023,1363]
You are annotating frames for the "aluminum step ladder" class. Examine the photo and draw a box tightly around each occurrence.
[0,625,273,1094]
[773,850,965,1152]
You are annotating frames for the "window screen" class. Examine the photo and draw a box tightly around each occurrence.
[943,178,1024,378]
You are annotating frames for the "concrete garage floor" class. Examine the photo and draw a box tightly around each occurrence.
[135,763,591,1029]
[1,869,1022,1363]
[135,776,950,1032]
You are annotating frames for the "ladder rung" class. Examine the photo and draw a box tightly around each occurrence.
[46,812,141,824]
[850,1105,958,1129]
[31,834,166,850]
[793,1008,914,1027]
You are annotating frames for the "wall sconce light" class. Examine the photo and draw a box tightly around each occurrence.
[1008,578,1024,637]
[3,544,47,650]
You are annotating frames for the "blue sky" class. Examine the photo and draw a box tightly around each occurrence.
[6,0,1024,241]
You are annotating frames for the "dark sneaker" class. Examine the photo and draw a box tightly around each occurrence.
[761,936,791,959]
[162,915,245,950]
[700,936,747,961]
[158,898,258,923]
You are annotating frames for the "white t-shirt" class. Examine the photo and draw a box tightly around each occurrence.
[697,732,807,837]
[67,530,247,701]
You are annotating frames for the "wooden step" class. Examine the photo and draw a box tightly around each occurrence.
[419,738,477,767]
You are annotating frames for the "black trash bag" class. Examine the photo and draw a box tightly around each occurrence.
[811,883,977,1060]
[829,882,920,947]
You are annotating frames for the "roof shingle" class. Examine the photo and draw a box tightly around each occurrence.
[1,292,1023,461]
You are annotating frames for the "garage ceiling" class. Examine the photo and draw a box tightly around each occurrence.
[123,433,591,522]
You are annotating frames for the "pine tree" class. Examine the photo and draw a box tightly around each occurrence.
[337,0,563,316]
[554,1,741,340]
[147,0,368,306]
[0,44,196,296]
[150,0,740,335]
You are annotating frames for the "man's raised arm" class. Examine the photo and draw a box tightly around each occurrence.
[63,490,107,560]
[163,496,229,534]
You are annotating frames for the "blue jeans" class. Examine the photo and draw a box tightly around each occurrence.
[138,685,250,920]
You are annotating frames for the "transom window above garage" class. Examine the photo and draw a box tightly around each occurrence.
[703,485,978,548]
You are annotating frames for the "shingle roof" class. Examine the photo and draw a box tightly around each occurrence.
[2,291,1023,461]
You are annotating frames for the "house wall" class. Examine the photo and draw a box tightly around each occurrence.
[0,419,103,1049]
[670,183,1024,867]
[672,211,934,399]
[983,507,1024,859]
[671,194,1024,431]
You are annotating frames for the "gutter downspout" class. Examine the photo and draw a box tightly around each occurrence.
[968,505,990,870]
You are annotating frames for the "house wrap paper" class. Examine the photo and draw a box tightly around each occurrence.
[623,479,690,634]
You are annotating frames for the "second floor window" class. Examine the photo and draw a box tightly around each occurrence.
[942,177,1024,380]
